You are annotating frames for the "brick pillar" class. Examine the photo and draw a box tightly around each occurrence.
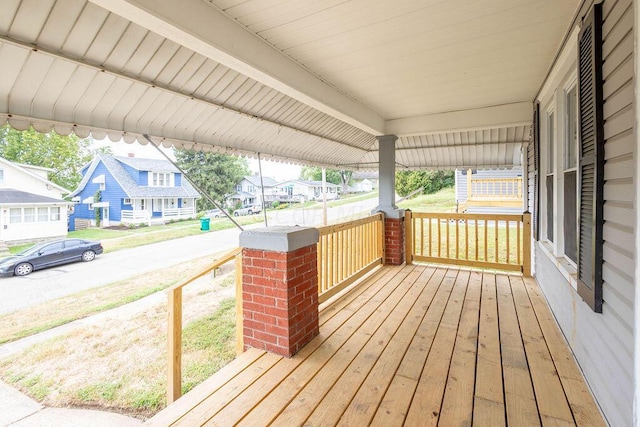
[382,210,406,265]
[239,226,320,357]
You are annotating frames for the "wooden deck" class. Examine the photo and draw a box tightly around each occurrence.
[147,265,605,426]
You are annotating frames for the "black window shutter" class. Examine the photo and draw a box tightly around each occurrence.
[532,102,540,241]
[577,3,604,313]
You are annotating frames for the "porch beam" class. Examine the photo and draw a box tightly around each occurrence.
[89,0,386,136]
[386,102,532,136]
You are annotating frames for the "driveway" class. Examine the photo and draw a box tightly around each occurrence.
[0,196,381,315]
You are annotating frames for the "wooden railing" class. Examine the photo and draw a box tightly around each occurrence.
[317,213,384,303]
[162,207,196,219]
[406,211,531,276]
[120,209,151,224]
[166,247,242,404]
[467,174,523,209]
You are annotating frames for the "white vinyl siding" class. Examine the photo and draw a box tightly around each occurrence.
[535,1,635,425]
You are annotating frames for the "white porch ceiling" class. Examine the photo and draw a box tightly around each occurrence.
[0,0,579,170]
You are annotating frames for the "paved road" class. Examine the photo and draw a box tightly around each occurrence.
[0,197,380,315]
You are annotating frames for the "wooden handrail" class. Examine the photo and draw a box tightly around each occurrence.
[167,247,242,404]
[408,212,531,275]
[317,213,384,303]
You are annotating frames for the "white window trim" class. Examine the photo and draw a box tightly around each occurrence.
[537,27,579,287]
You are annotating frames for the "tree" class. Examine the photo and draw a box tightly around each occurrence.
[174,149,249,211]
[300,166,353,193]
[0,126,103,191]
[395,170,455,197]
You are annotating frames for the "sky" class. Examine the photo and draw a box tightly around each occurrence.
[93,138,301,181]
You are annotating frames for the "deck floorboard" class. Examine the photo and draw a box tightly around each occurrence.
[146,265,605,426]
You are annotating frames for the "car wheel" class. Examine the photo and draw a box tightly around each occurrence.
[248,210,253,215]
[234,212,239,217]
[14,262,33,276]
[82,250,96,262]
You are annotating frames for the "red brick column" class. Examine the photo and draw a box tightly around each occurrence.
[383,212,406,265]
[240,227,319,357]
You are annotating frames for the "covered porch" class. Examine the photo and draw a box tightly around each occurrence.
[147,263,604,426]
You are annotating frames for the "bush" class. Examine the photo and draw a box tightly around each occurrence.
[271,201,280,209]
[395,170,455,197]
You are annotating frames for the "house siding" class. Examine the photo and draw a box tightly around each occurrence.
[535,0,635,425]
[71,161,128,223]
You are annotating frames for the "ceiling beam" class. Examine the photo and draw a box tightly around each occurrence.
[386,102,533,136]
[89,0,385,136]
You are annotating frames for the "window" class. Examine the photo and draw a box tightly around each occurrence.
[9,208,21,224]
[563,85,578,263]
[38,207,49,222]
[124,198,132,205]
[140,199,146,210]
[51,207,60,221]
[0,169,4,185]
[24,208,35,223]
[150,172,171,187]
[546,110,555,242]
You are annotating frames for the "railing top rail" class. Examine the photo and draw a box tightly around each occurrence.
[410,212,525,221]
[470,177,522,181]
[166,247,241,293]
[317,212,383,236]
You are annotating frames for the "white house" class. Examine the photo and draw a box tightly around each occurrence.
[349,171,378,193]
[0,158,71,244]
[228,175,278,207]
[275,180,339,202]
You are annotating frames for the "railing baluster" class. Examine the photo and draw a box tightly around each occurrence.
[474,218,478,261]
[484,219,488,262]
[506,220,510,264]
[494,219,499,263]
[455,217,459,259]
[465,217,469,260]
[517,219,521,266]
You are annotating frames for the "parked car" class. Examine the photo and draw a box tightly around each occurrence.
[233,205,262,216]
[0,239,104,277]
[204,208,224,218]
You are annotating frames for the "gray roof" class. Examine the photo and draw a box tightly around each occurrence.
[243,175,278,187]
[71,154,200,199]
[0,189,70,204]
[277,179,339,188]
[115,156,178,172]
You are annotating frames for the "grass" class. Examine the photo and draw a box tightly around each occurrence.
[0,255,217,345]
[0,271,238,418]
[397,187,456,212]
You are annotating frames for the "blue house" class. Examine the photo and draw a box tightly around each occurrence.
[68,154,200,230]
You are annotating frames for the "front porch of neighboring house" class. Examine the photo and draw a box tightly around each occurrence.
[456,169,524,214]
[120,198,196,226]
[147,209,604,426]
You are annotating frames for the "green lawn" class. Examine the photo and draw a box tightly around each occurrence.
[397,187,456,212]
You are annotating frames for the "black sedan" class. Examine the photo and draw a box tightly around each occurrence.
[0,239,103,277]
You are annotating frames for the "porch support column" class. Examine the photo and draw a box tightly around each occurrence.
[239,226,320,357]
[373,134,406,265]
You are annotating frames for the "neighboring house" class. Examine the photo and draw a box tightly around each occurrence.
[68,154,200,229]
[275,180,339,202]
[0,158,71,244]
[349,171,378,193]
[454,168,523,213]
[228,175,278,207]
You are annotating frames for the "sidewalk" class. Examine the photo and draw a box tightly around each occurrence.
[0,381,141,426]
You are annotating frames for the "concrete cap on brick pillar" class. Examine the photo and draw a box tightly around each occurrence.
[374,208,405,219]
[239,226,319,252]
